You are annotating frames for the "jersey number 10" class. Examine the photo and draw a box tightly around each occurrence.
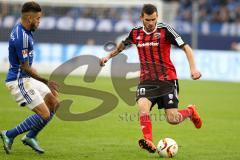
[137,88,146,96]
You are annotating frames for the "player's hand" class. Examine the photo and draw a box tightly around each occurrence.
[191,70,201,80]
[99,56,109,67]
[31,67,38,74]
[48,80,59,92]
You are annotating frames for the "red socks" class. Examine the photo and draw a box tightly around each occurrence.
[139,107,193,140]
[178,108,193,122]
[140,113,152,141]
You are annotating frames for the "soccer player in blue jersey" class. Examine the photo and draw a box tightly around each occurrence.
[0,1,59,154]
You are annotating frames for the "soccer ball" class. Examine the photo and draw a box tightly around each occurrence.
[157,138,178,158]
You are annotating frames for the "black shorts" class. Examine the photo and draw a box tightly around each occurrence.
[136,80,179,110]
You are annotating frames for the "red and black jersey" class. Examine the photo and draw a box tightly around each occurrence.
[122,22,185,82]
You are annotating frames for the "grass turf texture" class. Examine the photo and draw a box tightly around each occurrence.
[0,72,240,160]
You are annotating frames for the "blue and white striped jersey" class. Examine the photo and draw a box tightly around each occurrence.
[6,23,34,82]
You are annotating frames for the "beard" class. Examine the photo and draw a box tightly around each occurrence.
[30,23,37,32]
[143,23,156,32]
[144,26,154,32]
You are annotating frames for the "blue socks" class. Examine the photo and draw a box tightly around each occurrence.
[6,112,54,139]
[26,112,54,138]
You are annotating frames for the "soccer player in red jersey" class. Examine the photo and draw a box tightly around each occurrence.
[100,4,202,153]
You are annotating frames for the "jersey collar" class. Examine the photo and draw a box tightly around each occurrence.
[143,25,157,35]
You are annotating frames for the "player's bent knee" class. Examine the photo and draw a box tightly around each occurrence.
[44,93,60,112]
[166,115,180,125]
[165,109,181,125]
[166,118,179,125]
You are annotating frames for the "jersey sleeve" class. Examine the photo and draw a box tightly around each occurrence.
[14,32,29,63]
[122,29,134,47]
[165,24,186,48]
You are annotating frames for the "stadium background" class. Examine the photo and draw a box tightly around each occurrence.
[0,0,240,160]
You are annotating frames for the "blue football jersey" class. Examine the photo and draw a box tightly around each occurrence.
[6,23,34,82]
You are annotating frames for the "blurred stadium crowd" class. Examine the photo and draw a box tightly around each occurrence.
[0,3,141,21]
[1,0,239,23]
[0,0,239,50]
[176,0,240,23]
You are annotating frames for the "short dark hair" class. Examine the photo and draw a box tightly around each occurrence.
[21,1,41,13]
[141,4,158,17]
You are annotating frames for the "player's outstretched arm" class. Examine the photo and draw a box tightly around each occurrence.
[182,44,201,80]
[20,61,59,92]
[100,42,126,67]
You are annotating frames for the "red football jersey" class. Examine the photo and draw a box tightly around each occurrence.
[122,22,185,82]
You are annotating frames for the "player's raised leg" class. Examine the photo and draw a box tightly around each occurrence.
[165,105,202,128]
[137,98,156,153]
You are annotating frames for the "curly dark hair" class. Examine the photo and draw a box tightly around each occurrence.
[21,1,41,13]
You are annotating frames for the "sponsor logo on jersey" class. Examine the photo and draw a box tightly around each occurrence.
[154,32,161,39]
[137,42,159,47]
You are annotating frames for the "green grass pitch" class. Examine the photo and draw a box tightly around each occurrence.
[0,72,240,160]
